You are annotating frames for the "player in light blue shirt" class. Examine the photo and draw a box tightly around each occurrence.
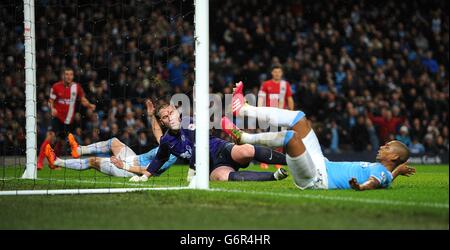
[225,81,416,190]
[325,161,393,189]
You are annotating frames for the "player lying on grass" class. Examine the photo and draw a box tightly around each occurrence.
[43,99,177,178]
[127,100,289,182]
[44,134,177,178]
[222,81,416,191]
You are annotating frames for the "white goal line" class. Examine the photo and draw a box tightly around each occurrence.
[0,186,190,196]
[210,188,449,209]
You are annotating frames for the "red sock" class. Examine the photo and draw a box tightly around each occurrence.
[37,139,49,169]
[54,141,63,157]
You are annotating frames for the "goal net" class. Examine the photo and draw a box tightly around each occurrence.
[0,0,209,195]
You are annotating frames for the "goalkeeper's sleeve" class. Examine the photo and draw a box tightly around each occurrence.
[146,143,170,175]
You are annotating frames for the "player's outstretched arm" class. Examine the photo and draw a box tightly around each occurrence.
[392,162,416,180]
[146,99,163,144]
[110,156,146,175]
[349,177,380,191]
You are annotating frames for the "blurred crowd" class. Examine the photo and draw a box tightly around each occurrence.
[1,0,448,156]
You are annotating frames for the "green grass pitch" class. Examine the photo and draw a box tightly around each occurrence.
[0,164,448,229]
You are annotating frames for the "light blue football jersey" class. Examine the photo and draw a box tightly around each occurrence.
[325,161,393,189]
[137,147,178,176]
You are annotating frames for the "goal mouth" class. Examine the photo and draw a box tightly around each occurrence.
[1,0,210,195]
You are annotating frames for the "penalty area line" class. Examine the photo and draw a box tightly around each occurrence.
[209,188,449,209]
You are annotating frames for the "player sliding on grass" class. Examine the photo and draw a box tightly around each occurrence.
[44,99,177,178]
[222,81,416,191]
[127,100,289,182]
[44,134,177,178]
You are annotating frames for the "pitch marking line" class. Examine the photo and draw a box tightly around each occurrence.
[2,178,449,209]
[210,188,449,209]
[1,177,185,188]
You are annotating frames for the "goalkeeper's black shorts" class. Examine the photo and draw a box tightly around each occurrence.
[210,142,250,173]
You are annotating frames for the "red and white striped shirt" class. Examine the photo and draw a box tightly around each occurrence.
[258,79,292,108]
[49,81,85,124]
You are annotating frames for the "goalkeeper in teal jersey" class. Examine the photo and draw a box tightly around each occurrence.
[223,81,416,191]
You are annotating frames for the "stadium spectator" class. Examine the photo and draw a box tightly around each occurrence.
[396,126,412,147]
[409,136,426,154]
[167,56,189,89]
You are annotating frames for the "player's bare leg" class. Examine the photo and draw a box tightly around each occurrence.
[223,109,316,188]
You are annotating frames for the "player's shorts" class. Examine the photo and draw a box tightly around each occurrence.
[48,118,75,138]
[99,159,136,178]
[98,146,138,178]
[210,142,249,173]
[117,145,138,168]
[293,130,329,190]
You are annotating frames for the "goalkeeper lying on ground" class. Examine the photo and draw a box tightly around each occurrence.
[126,100,289,182]
[222,81,416,191]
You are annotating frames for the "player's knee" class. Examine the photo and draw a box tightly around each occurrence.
[210,172,228,181]
[88,157,98,168]
[111,137,123,147]
[240,144,255,159]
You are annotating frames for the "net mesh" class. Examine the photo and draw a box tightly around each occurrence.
[1,0,195,193]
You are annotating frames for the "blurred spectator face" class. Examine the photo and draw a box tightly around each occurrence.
[111,124,119,135]
[271,68,283,82]
[400,126,409,135]
[63,69,74,84]
[357,115,365,125]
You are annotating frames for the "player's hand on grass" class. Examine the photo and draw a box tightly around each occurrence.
[129,175,149,182]
[349,178,362,191]
[111,156,124,169]
[146,99,155,117]
[396,163,416,177]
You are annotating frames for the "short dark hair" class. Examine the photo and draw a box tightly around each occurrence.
[63,66,74,72]
[393,141,410,165]
[271,65,283,71]
[155,102,170,120]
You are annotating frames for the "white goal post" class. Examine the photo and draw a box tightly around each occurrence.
[21,0,37,180]
[193,0,210,189]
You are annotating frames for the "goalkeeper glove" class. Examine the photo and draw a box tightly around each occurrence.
[129,175,149,182]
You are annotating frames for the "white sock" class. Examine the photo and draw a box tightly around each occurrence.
[286,152,316,189]
[79,139,113,155]
[240,104,305,128]
[241,130,294,147]
[54,158,90,170]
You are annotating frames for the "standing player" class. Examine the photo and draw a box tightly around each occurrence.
[37,67,96,170]
[257,65,294,169]
[126,102,289,182]
[224,81,415,191]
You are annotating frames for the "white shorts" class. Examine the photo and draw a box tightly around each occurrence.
[100,162,137,178]
[99,146,138,178]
